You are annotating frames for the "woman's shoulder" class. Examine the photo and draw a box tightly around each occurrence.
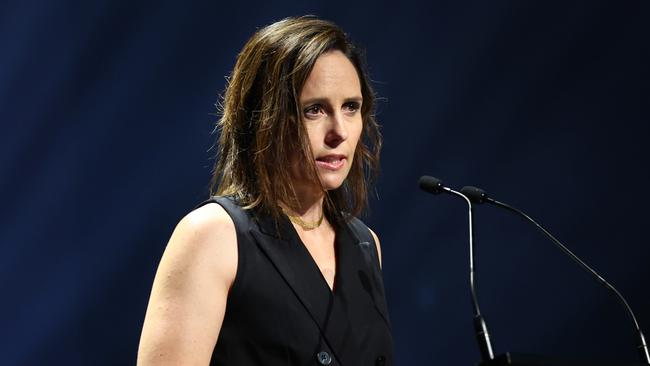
[344,215,383,269]
[163,201,238,279]
[138,201,237,365]
[342,215,377,241]
[180,199,236,234]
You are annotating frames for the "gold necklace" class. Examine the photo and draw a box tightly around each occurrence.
[282,208,324,230]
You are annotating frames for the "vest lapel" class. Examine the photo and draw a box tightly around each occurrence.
[337,221,392,330]
[250,213,342,360]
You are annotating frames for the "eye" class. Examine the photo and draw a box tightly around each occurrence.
[303,104,324,119]
[343,101,361,114]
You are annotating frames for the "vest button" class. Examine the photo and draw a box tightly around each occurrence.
[316,351,332,365]
[375,355,386,366]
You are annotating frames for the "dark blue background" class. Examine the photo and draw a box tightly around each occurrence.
[1,1,648,365]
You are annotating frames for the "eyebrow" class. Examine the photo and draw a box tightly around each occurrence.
[300,96,363,105]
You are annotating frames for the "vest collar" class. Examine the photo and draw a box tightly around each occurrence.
[250,209,391,364]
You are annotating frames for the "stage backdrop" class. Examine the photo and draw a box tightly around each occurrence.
[1,0,648,365]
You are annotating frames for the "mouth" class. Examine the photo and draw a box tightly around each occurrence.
[315,154,346,171]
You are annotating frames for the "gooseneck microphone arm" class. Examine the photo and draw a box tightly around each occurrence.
[460,186,650,364]
[418,176,495,361]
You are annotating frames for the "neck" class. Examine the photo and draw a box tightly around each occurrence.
[281,190,327,231]
[288,193,324,218]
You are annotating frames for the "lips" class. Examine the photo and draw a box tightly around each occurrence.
[315,154,346,170]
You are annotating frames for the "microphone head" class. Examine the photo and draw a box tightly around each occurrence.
[418,176,445,194]
[460,186,488,204]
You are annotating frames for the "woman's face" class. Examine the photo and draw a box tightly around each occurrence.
[297,50,364,193]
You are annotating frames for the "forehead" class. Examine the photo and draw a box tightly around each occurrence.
[300,50,361,100]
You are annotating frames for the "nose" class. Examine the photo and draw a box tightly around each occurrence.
[324,111,348,148]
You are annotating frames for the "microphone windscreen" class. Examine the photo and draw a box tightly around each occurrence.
[460,186,488,204]
[418,176,444,194]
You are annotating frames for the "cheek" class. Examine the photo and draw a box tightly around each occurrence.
[344,121,363,169]
[306,128,322,155]
[349,120,363,148]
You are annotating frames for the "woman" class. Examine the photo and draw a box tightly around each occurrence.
[138,16,393,366]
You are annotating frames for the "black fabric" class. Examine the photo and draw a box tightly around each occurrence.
[198,196,393,366]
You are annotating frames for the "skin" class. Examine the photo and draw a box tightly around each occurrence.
[293,50,364,200]
[289,50,371,289]
[137,50,382,365]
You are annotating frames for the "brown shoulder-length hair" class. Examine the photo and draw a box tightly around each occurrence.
[210,16,381,221]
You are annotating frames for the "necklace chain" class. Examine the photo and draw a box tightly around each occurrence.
[282,207,324,230]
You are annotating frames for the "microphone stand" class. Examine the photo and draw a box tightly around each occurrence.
[441,185,495,362]
[418,176,495,362]
[491,198,650,364]
[461,186,650,365]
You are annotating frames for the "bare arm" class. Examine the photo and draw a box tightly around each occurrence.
[137,203,237,366]
[368,228,382,269]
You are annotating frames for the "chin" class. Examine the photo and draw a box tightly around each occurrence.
[322,182,345,191]
[318,173,348,191]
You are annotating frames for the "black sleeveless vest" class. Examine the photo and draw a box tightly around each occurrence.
[201,196,393,366]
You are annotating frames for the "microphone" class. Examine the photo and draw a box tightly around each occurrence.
[418,175,445,194]
[418,176,495,362]
[460,185,650,365]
